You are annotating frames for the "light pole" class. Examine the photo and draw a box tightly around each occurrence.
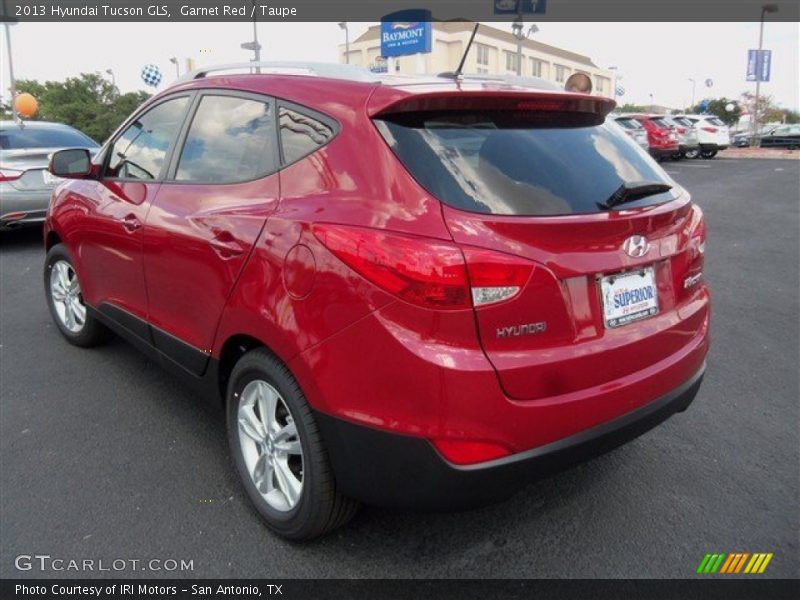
[608,66,618,100]
[2,0,20,125]
[338,22,349,64]
[169,57,179,78]
[688,78,696,111]
[511,17,538,77]
[649,93,654,113]
[240,0,262,73]
[752,3,778,145]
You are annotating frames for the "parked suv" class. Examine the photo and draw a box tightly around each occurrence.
[625,114,680,161]
[612,114,649,151]
[677,114,730,158]
[44,64,710,540]
[663,115,701,159]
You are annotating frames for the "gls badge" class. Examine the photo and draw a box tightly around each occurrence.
[496,322,547,339]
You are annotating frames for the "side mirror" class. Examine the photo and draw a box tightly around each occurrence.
[49,148,93,179]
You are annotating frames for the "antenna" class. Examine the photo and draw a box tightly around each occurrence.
[452,23,480,80]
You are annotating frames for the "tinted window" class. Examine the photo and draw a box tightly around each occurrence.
[279,106,335,164]
[106,97,189,180]
[0,126,98,150]
[615,117,643,130]
[375,111,675,216]
[176,95,275,183]
[650,117,671,129]
[707,117,726,127]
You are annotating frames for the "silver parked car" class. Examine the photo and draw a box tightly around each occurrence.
[1,121,98,231]
[612,115,650,152]
[663,115,700,159]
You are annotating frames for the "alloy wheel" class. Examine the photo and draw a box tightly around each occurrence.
[50,260,86,333]
[237,380,304,512]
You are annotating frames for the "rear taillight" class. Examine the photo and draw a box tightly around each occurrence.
[677,127,687,134]
[313,225,534,310]
[702,127,718,133]
[0,168,23,182]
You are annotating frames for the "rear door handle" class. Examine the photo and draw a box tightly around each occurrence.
[122,214,141,232]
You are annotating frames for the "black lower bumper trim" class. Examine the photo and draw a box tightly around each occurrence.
[315,365,705,510]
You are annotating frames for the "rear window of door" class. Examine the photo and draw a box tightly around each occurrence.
[106,96,190,180]
[175,94,277,183]
[375,110,676,216]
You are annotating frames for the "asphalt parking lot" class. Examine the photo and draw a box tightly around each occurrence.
[1,158,798,579]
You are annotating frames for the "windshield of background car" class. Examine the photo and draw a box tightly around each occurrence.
[650,117,671,129]
[375,110,676,216]
[0,126,98,150]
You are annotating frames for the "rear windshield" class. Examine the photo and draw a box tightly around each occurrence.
[615,117,644,130]
[649,117,671,129]
[375,111,675,216]
[706,117,726,127]
[673,117,693,128]
[0,126,98,150]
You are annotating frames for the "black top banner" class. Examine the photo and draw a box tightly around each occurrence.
[1,0,799,22]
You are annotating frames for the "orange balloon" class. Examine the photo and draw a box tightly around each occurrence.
[14,93,39,118]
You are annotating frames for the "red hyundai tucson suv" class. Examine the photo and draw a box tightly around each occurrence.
[43,65,710,540]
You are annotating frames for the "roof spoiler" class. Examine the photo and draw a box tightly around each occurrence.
[368,90,616,121]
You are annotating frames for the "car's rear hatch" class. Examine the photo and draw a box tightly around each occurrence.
[0,148,62,191]
[371,87,708,400]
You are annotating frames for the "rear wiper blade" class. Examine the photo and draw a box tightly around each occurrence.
[598,181,673,210]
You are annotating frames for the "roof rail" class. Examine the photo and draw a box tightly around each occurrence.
[172,62,381,86]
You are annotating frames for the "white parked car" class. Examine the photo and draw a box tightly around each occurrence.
[675,114,730,158]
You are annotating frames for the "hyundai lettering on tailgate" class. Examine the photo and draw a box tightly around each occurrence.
[600,267,659,328]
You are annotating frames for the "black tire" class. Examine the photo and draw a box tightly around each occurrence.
[44,243,111,347]
[226,348,359,540]
[700,149,718,159]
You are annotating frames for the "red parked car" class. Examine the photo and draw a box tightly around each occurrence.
[44,65,710,540]
[626,113,680,161]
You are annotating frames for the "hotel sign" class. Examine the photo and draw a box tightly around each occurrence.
[380,9,432,58]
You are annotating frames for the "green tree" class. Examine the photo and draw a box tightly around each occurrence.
[14,73,150,143]
[617,103,649,113]
[688,97,742,126]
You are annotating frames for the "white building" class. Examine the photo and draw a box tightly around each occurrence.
[340,21,615,97]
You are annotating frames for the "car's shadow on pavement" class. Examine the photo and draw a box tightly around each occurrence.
[0,226,43,250]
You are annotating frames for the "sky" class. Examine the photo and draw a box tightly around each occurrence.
[2,21,798,111]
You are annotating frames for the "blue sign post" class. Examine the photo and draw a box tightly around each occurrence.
[747,49,772,82]
[380,10,432,58]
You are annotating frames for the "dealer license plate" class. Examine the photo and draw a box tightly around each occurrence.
[600,267,659,329]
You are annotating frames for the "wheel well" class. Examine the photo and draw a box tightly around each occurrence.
[45,231,62,251]
[217,334,271,401]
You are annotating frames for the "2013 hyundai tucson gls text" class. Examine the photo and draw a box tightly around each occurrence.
[43,64,710,540]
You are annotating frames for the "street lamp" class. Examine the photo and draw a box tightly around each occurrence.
[338,22,350,64]
[688,78,696,111]
[511,17,538,76]
[752,3,778,145]
[608,66,618,99]
[241,0,262,72]
[169,57,179,78]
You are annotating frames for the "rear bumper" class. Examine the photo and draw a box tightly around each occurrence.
[650,147,678,159]
[316,364,705,510]
[0,188,50,230]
